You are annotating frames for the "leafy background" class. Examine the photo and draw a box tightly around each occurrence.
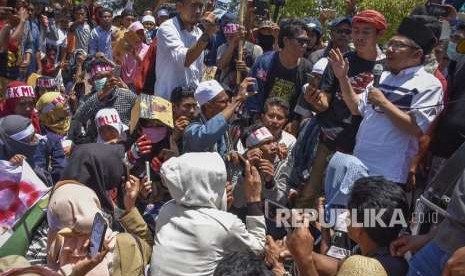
[129,0,427,41]
[280,0,426,42]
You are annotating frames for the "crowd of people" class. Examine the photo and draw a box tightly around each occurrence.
[1,0,465,275]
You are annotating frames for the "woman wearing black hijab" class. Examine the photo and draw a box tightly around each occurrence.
[0,115,54,186]
[59,143,127,216]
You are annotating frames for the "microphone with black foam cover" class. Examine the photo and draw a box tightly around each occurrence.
[372,63,384,88]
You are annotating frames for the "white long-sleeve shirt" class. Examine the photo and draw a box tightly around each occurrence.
[154,16,204,100]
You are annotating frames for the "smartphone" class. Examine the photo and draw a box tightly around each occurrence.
[306,72,322,90]
[145,160,151,180]
[246,78,258,93]
[253,0,268,17]
[426,3,450,18]
[89,213,108,257]
[264,199,290,221]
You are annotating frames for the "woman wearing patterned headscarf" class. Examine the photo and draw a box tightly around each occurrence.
[35,92,71,182]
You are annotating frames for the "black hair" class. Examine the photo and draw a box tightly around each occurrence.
[97,8,112,17]
[73,4,88,15]
[121,9,137,18]
[264,97,289,117]
[278,19,310,49]
[170,86,195,105]
[456,22,465,32]
[347,177,410,247]
[240,123,265,148]
[213,251,273,276]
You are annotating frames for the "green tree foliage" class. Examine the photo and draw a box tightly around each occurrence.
[279,0,426,42]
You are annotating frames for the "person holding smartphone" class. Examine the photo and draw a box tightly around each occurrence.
[183,78,256,158]
[47,166,153,275]
[230,124,291,225]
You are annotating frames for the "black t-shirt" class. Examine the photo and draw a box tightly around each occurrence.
[264,55,312,120]
[368,247,409,276]
[266,57,298,102]
[317,51,384,152]
[432,62,465,158]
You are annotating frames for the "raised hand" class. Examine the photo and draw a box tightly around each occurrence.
[258,159,274,183]
[244,160,262,203]
[123,175,141,210]
[328,49,349,80]
[237,77,258,102]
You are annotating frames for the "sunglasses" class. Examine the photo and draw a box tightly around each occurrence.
[293,37,311,47]
[334,28,352,35]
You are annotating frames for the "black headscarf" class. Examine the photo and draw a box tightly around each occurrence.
[60,143,126,213]
[0,115,38,162]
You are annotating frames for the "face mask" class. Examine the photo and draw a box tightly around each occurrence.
[257,34,275,51]
[94,77,107,91]
[142,126,168,144]
[447,42,465,62]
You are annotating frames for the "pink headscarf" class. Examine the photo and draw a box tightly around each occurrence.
[47,183,116,276]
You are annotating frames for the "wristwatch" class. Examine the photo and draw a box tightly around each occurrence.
[200,33,210,44]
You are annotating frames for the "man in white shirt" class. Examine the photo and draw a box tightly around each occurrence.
[155,0,217,100]
[329,15,443,185]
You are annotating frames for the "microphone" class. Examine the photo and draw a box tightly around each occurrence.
[372,63,384,88]
[371,64,384,112]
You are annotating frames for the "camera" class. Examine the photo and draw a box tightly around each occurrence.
[426,3,450,18]
[247,79,258,93]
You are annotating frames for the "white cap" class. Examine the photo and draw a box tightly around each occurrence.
[95,108,129,134]
[246,126,274,148]
[194,80,224,106]
[142,15,156,24]
[312,57,329,75]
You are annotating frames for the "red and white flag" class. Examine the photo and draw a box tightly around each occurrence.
[0,160,49,230]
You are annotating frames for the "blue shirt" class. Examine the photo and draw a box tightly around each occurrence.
[183,113,229,158]
[89,26,113,60]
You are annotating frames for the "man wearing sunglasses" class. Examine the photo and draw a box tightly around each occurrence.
[330,15,443,187]
[308,16,352,69]
[246,19,313,137]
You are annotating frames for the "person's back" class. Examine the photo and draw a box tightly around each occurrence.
[150,152,266,276]
[152,202,258,275]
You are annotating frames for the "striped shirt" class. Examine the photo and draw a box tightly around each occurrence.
[355,65,443,183]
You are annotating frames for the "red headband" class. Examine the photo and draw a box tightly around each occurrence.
[353,10,388,31]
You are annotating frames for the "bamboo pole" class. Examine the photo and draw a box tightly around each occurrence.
[236,0,247,85]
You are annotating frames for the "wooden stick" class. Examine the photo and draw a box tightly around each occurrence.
[237,0,247,85]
